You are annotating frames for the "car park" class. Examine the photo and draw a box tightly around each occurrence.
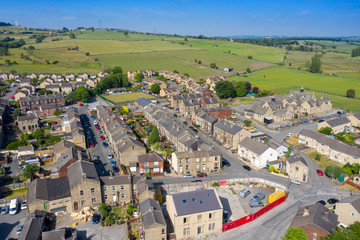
[110,160,116,166]
[112,166,119,173]
[316,200,326,205]
[243,165,251,171]
[21,202,27,210]
[16,225,23,234]
[240,189,251,198]
[183,174,195,178]
[290,179,301,185]
[316,169,324,176]
[103,142,108,147]
[1,206,9,214]
[196,173,207,177]
[327,198,339,204]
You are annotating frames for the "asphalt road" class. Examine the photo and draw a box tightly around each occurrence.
[0,208,28,240]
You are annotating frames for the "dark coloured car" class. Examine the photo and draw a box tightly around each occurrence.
[102,142,108,147]
[222,159,231,167]
[318,119,325,123]
[337,111,342,115]
[327,198,339,204]
[243,165,251,171]
[173,114,177,118]
[192,180,202,183]
[112,166,119,173]
[316,200,326,205]
[92,214,99,224]
[165,167,171,174]
[91,115,96,120]
[94,155,100,161]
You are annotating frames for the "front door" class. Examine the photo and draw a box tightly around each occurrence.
[74,201,78,211]
[198,226,201,235]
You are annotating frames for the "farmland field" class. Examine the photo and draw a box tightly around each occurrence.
[305,40,360,54]
[103,92,156,103]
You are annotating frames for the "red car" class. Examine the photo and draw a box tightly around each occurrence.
[96,126,100,130]
[196,173,207,178]
[79,103,83,106]
[100,135,105,141]
[317,169,324,176]
[89,142,95,147]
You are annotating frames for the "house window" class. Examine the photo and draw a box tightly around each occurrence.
[162,228,165,234]
[120,185,125,191]
[313,233,317,240]
[59,201,63,204]
[212,223,215,230]
[91,188,95,193]
[80,190,84,195]
[183,228,187,235]
[154,161,159,165]
[104,187,107,192]
[198,226,202,235]
[209,223,212,230]
[196,164,199,169]
[295,167,299,171]
[92,198,96,204]
[187,228,190,235]
[105,195,108,201]
[52,202,57,206]
[121,193,126,199]
[81,200,85,206]
[65,200,70,203]
[196,158,200,162]
[144,162,149,166]
[209,213,212,219]
[352,212,355,216]
[304,168,307,173]
[295,173,298,178]
[180,159,183,164]
[186,165,189,170]
[112,186,115,191]
[186,158,190,163]
[203,164,206,170]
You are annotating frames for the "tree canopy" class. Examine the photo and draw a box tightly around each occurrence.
[325,165,342,178]
[282,227,307,240]
[351,47,360,57]
[346,89,356,98]
[342,163,359,176]
[150,84,160,94]
[215,81,236,99]
[235,81,247,97]
[66,86,92,102]
[309,54,322,73]
[148,126,160,144]
[22,164,40,179]
[324,221,360,240]
[95,68,129,94]
[318,127,333,135]
[134,72,144,82]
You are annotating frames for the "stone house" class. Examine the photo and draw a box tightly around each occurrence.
[298,129,360,164]
[46,84,61,93]
[171,149,221,175]
[317,117,351,134]
[60,83,73,94]
[205,107,232,119]
[39,104,57,117]
[19,77,32,87]
[86,79,96,88]
[26,73,38,79]
[285,154,309,182]
[115,137,146,166]
[290,204,338,240]
[334,195,360,226]
[39,72,50,79]
[53,146,88,178]
[346,113,360,127]
[67,161,102,211]
[9,72,21,79]
[19,210,49,240]
[100,175,133,206]
[14,90,29,101]
[194,110,219,134]
[20,93,65,112]
[159,87,178,98]
[16,114,39,133]
[140,198,167,240]
[51,73,63,80]
[40,78,55,89]
[238,137,279,168]
[98,71,109,78]
[18,145,35,159]
[0,72,9,80]
[166,189,223,240]
[213,119,251,151]
[66,72,75,81]
[26,177,72,214]
[138,153,164,175]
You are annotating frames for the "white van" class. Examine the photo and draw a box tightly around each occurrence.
[9,199,18,215]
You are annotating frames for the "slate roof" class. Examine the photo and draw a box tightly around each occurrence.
[197,111,219,124]
[239,137,270,155]
[117,137,145,152]
[324,117,351,127]
[136,97,152,109]
[42,228,77,240]
[17,114,38,121]
[173,148,219,159]
[40,103,56,110]
[20,93,64,102]
[170,189,222,216]
[140,198,162,214]
[352,113,360,120]
[214,119,243,135]
[142,210,167,229]
[18,145,34,152]
[286,155,308,167]
[100,175,131,185]
[138,153,163,163]
[19,210,48,240]
[338,195,360,213]
[67,161,99,187]
[299,129,360,158]
[27,177,71,204]
[290,204,338,234]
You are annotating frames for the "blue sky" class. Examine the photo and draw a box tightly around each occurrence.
[1,0,360,36]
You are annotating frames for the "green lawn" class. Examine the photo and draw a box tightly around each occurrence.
[5,187,28,198]
[305,40,360,54]
[103,92,157,103]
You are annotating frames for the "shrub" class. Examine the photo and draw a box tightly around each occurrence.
[325,165,342,178]
[212,182,220,187]
[269,166,275,172]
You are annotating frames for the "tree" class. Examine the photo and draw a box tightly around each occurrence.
[12,109,21,119]
[148,126,160,144]
[210,62,217,69]
[122,105,129,115]
[215,81,236,99]
[123,31,129,36]
[309,54,322,73]
[111,66,123,74]
[351,47,360,57]
[0,46,9,56]
[342,163,360,176]
[52,60,59,64]
[243,120,252,127]
[346,89,355,98]
[252,87,260,94]
[325,165,342,178]
[285,146,294,158]
[282,227,307,240]
[134,72,144,82]
[235,81,247,97]
[85,52,90,56]
[246,68,251,73]
[184,73,190,77]
[76,86,91,102]
[324,225,360,240]
[53,109,62,116]
[150,84,160,94]
[269,165,275,172]
[247,55,253,59]
[4,59,11,65]
[318,127,332,135]
[197,60,202,64]
[315,153,322,161]
[242,81,252,93]
[173,70,179,74]
[33,128,45,140]
[69,32,75,39]
[22,164,40,179]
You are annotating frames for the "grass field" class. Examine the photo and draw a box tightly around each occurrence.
[31,47,93,62]
[75,30,183,41]
[306,40,360,54]
[103,92,157,103]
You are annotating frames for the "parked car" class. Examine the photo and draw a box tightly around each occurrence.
[196,173,207,178]
[318,119,325,123]
[327,198,339,204]
[112,166,119,173]
[21,202,27,210]
[97,130,102,134]
[287,133,293,137]
[94,121,98,125]
[89,142,95,148]
[222,159,231,167]
[316,169,324,176]
[1,206,9,214]
[191,180,202,183]
[91,115,95,120]
[252,192,265,201]
[100,135,105,141]
[110,160,116,166]
[79,103,83,106]
[183,174,195,178]
[107,153,113,159]
[92,214,99,224]
[243,165,251,171]
[102,142,108,148]
[84,122,89,127]
[290,179,301,185]
[338,222,349,229]
[94,155,100,161]
[165,167,171,174]
[16,225,23,235]
[96,126,100,130]
[249,199,264,208]
[239,189,251,198]
[316,200,326,205]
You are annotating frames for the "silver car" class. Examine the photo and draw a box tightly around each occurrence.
[183,174,195,178]
[249,199,264,208]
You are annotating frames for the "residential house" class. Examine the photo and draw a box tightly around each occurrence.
[205,107,232,119]
[199,97,220,109]
[266,139,288,157]
[135,97,152,110]
[139,198,167,240]
[39,78,54,89]
[51,73,63,80]
[238,137,278,168]
[63,107,86,149]
[334,195,360,226]
[67,160,102,211]
[18,210,50,240]
[39,72,50,79]
[14,90,29,101]
[290,204,338,240]
[98,71,109,78]
[52,146,88,178]
[0,72,9,80]
[26,73,38,79]
[54,140,79,162]
[286,154,309,182]
[26,177,72,214]
[19,77,32,87]
[115,137,146,166]
[317,117,351,134]
[138,153,164,175]
[46,84,61,93]
[42,228,77,240]
[194,110,219,134]
[298,129,360,164]
[78,72,88,80]
[159,87,178,98]
[86,79,96,88]
[9,72,21,79]
[347,113,360,127]
[65,72,75,81]
[16,114,39,133]
[18,145,35,159]
[166,189,223,240]
[172,149,221,175]
[60,83,73,94]
[214,119,251,151]
[20,93,65,112]
[39,104,57,117]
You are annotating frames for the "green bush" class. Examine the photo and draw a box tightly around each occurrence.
[325,165,342,178]
[212,182,220,187]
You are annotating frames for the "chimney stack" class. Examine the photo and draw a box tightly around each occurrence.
[303,207,309,216]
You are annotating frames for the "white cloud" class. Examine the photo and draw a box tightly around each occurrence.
[298,11,310,16]
[61,16,76,21]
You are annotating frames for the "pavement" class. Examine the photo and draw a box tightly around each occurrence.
[0,208,28,240]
